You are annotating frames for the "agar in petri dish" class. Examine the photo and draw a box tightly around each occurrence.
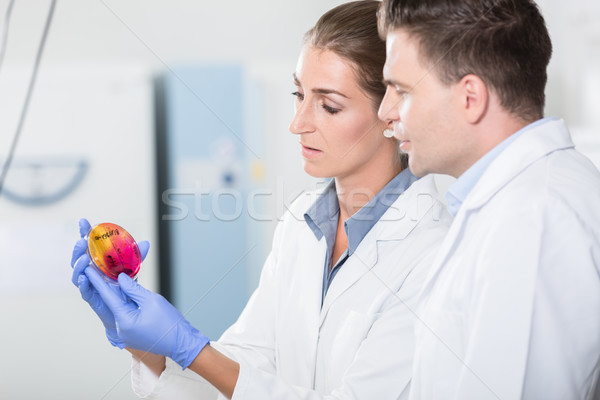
[86,222,141,281]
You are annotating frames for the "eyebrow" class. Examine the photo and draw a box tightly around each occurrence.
[293,73,349,99]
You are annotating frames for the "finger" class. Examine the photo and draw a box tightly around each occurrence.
[85,267,132,314]
[117,273,152,304]
[77,274,94,302]
[79,276,110,313]
[138,240,150,261]
[80,274,123,311]
[70,238,88,268]
[72,254,91,286]
[79,218,92,238]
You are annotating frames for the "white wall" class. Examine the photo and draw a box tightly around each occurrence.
[539,0,600,167]
[1,0,599,399]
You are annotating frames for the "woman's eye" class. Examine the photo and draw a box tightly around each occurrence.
[291,91,304,101]
[322,104,341,115]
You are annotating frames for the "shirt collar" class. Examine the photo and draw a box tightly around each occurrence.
[304,169,418,254]
[445,116,558,217]
[304,179,339,242]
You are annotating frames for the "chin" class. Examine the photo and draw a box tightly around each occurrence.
[408,160,427,178]
[303,163,334,179]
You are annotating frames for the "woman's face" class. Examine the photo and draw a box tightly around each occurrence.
[289,45,391,180]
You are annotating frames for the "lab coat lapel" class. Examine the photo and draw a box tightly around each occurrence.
[319,175,440,326]
[296,235,328,387]
[318,233,378,327]
[417,209,467,301]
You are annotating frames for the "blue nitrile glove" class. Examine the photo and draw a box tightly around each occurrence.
[85,267,210,369]
[70,218,150,349]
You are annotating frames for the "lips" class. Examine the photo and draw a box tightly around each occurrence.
[301,144,322,159]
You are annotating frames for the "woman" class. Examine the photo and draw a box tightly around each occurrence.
[71,1,450,399]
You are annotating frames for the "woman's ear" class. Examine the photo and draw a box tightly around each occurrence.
[459,74,489,124]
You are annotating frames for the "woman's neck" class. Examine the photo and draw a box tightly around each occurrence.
[334,160,403,221]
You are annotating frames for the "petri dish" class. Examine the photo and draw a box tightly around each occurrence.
[86,222,141,282]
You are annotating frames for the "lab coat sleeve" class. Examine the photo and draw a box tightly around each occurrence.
[228,245,438,400]
[131,357,218,399]
[130,220,284,399]
[453,198,600,400]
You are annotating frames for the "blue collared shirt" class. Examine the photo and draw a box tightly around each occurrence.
[445,117,558,217]
[304,169,418,304]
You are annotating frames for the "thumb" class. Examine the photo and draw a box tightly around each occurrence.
[117,273,151,304]
[137,240,150,261]
[79,218,92,238]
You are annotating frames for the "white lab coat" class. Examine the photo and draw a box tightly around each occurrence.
[410,119,600,400]
[131,175,451,399]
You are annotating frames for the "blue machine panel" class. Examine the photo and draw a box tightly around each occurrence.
[157,65,251,339]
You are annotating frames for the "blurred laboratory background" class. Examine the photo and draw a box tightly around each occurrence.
[0,0,598,399]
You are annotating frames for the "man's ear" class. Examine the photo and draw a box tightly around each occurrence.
[458,74,489,124]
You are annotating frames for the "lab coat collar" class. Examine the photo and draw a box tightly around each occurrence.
[319,175,441,324]
[460,118,574,214]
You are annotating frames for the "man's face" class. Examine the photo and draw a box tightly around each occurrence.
[378,29,474,178]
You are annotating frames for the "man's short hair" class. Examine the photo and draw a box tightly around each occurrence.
[378,0,552,122]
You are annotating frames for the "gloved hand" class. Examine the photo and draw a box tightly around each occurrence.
[85,267,210,369]
[71,218,150,349]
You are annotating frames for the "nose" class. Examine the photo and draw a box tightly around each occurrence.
[289,99,315,135]
[378,87,399,124]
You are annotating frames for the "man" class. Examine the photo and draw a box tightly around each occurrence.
[377,0,600,399]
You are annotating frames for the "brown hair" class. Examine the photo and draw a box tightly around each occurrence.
[377,0,552,122]
[304,1,386,110]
